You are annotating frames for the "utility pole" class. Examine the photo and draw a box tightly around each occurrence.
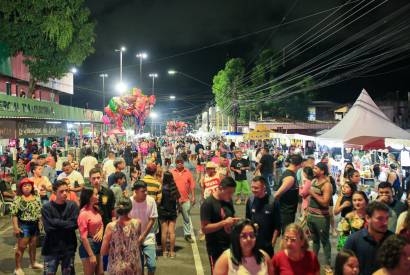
[232,80,239,133]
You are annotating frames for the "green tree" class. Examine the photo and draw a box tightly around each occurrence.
[0,0,95,95]
[212,58,245,131]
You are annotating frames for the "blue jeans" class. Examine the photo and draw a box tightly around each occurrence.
[43,254,75,275]
[180,201,192,236]
[141,244,156,273]
[262,173,273,195]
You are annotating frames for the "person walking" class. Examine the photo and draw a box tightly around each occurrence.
[230,150,251,205]
[274,154,303,232]
[11,178,43,275]
[129,181,158,275]
[41,179,79,275]
[307,162,333,266]
[78,186,104,275]
[80,148,98,182]
[246,176,281,257]
[201,176,239,272]
[171,156,196,243]
[158,171,180,258]
[57,161,85,195]
[101,197,143,275]
[255,147,274,194]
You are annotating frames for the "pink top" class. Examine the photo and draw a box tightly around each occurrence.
[299,179,312,210]
[77,207,103,239]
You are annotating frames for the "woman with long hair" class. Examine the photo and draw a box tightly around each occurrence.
[101,197,142,274]
[77,187,104,275]
[196,148,206,183]
[272,223,320,275]
[346,169,360,190]
[158,171,180,258]
[213,219,273,275]
[29,163,52,204]
[334,249,359,275]
[11,178,43,275]
[337,191,369,250]
[339,163,354,186]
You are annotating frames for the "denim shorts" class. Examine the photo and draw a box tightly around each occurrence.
[18,221,39,238]
[78,238,102,259]
[43,254,75,274]
[141,244,156,273]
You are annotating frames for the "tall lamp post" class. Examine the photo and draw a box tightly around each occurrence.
[99,73,108,109]
[70,67,77,106]
[148,73,158,95]
[115,46,126,82]
[136,52,148,83]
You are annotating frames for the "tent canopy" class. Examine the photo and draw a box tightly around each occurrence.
[319,89,410,148]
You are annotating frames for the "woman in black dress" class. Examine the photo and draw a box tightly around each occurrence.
[158,171,180,258]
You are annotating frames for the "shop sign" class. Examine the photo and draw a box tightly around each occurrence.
[17,121,67,138]
[0,120,16,139]
[0,94,103,122]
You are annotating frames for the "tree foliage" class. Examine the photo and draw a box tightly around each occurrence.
[0,0,95,94]
[212,49,315,122]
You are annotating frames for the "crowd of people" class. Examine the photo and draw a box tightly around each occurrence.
[0,137,410,275]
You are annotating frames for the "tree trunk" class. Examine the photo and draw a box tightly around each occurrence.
[28,77,36,97]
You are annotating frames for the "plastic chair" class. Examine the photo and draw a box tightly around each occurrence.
[0,192,13,216]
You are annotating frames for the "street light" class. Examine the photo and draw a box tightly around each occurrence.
[99,74,108,109]
[169,95,176,100]
[115,81,127,94]
[148,73,158,95]
[70,67,78,106]
[167,69,211,87]
[149,111,158,136]
[115,46,126,82]
[136,52,148,83]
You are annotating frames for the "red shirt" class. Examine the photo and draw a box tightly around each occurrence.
[171,168,195,203]
[272,250,320,275]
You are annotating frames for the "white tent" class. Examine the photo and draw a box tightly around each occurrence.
[318,89,410,148]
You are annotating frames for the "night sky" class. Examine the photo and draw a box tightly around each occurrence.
[66,0,410,121]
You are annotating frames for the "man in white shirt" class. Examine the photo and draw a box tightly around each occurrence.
[57,161,85,193]
[80,148,98,180]
[102,151,116,183]
[129,181,158,275]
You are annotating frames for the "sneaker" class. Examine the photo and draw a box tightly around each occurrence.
[184,235,194,243]
[29,262,43,269]
[14,268,24,275]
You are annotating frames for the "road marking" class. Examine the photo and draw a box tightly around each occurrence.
[189,218,204,275]
[0,225,12,236]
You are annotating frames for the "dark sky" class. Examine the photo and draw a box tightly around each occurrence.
[67,0,410,121]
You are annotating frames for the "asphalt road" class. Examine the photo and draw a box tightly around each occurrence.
[0,182,339,275]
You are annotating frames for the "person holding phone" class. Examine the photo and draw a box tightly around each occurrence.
[201,176,239,273]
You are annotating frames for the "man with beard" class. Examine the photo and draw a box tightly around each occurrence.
[344,201,393,275]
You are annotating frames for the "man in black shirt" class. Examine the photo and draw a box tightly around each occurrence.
[230,150,250,205]
[41,180,79,274]
[274,154,303,232]
[246,176,280,257]
[377,181,406,231]
[200,176,239,273]
[89,168,115,227]
[256,147,274,195]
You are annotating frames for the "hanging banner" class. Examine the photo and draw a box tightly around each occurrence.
[17,121,67,138]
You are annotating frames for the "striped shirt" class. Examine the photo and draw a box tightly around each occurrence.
[142,175,162,204]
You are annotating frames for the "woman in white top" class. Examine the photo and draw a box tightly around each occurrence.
[214,219,273,275]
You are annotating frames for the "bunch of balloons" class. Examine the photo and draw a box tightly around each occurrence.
[165,121,188,136]
[102,88,156,132]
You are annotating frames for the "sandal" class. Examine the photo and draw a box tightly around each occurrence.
[163,251,169,257]
[14,268,25,275]
[169,252,176,259]
[29,262,43,269]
